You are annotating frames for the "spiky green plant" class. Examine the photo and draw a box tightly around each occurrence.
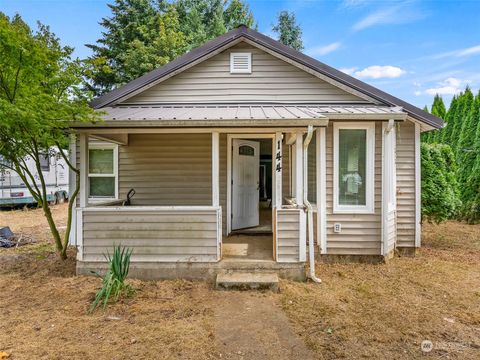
[90,245,134,312]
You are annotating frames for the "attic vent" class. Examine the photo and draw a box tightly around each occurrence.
[230,52,251,74]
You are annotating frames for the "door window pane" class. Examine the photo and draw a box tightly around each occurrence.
[89,149,114,174]
[338,129,366,206]
[89,177,115,197]
[239,145,254,156]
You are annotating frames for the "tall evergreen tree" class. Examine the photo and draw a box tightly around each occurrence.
[450,88,474,152]
[427,95,446,143]
[85,0,255,94]
[440,95,458,144]
[176,0,254,51]
[85,0,186,95]
[464,108,480,223]
[272,11,304,51]
[224,0,255,30]
[431,94,447,120]
[458,92,480,214]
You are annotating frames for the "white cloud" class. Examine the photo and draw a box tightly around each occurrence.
[307,42,342,56]
[352,3,426,31]
[433,44,480,59]
[354,65,406,79]
[424,77,467,96]
[340,67,357,76]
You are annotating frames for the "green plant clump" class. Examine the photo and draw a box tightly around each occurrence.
[90,245,134,312]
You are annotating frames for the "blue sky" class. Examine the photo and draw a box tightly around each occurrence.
[2,0,479,108]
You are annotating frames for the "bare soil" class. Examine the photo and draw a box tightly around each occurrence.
[1,206,479,359]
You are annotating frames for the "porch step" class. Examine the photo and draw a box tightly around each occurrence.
[215,271,279,291]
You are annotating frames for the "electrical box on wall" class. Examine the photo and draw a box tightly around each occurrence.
[333,223,342,233]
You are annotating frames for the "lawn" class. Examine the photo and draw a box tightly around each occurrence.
[0,205,479,359]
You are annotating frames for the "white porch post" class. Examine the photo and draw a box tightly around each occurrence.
[317,128,327,254]
[212,132,219,207]
[68,134,77,246]
[415,123,421,247]
[79,133,88,208]
[294,132,303,205]
[274,132,283,208]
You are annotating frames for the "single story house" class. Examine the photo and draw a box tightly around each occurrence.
[70,25,443,281]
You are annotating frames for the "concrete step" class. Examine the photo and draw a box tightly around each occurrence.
[215,272,279,291]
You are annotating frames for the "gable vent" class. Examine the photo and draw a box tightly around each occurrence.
[230,52,251,74]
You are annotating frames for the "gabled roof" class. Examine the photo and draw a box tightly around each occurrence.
[90,25,443,129]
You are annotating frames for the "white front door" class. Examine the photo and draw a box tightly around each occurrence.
[232,139,260,230]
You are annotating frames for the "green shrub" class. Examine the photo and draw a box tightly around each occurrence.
[421,143,461,223]
[90,245,134,312]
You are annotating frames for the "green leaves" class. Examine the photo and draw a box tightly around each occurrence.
[421,143,461,223]
[90,245,134,312]
[85,0,255,95]
[272,11,304,51]
[422,89,480,223]
[0,12,98,259]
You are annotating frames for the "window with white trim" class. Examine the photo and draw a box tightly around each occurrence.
[88,144,118,199]
[333,122,375,213]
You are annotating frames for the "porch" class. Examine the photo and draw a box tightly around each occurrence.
[73,123,325,279]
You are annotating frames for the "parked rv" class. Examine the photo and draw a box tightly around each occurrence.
[0,149,69,207]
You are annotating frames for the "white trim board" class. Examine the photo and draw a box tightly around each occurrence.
[317,128,327,254]
[415,123,421,247]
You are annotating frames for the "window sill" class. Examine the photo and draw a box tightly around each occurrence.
[333,207,375,215]
[88,198,120,206]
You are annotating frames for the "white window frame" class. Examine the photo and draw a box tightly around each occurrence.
[87,143,118,202]
[333,122,375,214]
[230,52,252,74]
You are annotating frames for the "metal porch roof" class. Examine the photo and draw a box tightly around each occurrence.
[99,105,406,122]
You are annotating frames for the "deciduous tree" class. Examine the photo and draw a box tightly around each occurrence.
[0,13,97,259]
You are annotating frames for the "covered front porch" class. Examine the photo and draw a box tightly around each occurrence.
[74,129,319,267]
[71,104,406,279]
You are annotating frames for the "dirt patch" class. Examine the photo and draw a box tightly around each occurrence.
[280,221,480,360]
[212,291,315,360]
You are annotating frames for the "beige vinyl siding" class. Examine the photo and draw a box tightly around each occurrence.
[282,143,291,202]
[276,209,301,262]
[80,209,219,262]
[118,133,212,206]
[396,121,416,248]
[326,122,382,255]
[125,43,367,104]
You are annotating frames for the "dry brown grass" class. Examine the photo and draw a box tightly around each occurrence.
[280,221,480,359]
[1,206,479,359]
[0,205,217,360]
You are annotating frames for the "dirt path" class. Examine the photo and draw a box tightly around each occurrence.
[212,291,316,360]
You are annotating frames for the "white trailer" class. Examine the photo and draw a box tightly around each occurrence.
[0,149,69,207]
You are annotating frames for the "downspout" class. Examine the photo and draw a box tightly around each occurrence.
[303,125,322,283]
